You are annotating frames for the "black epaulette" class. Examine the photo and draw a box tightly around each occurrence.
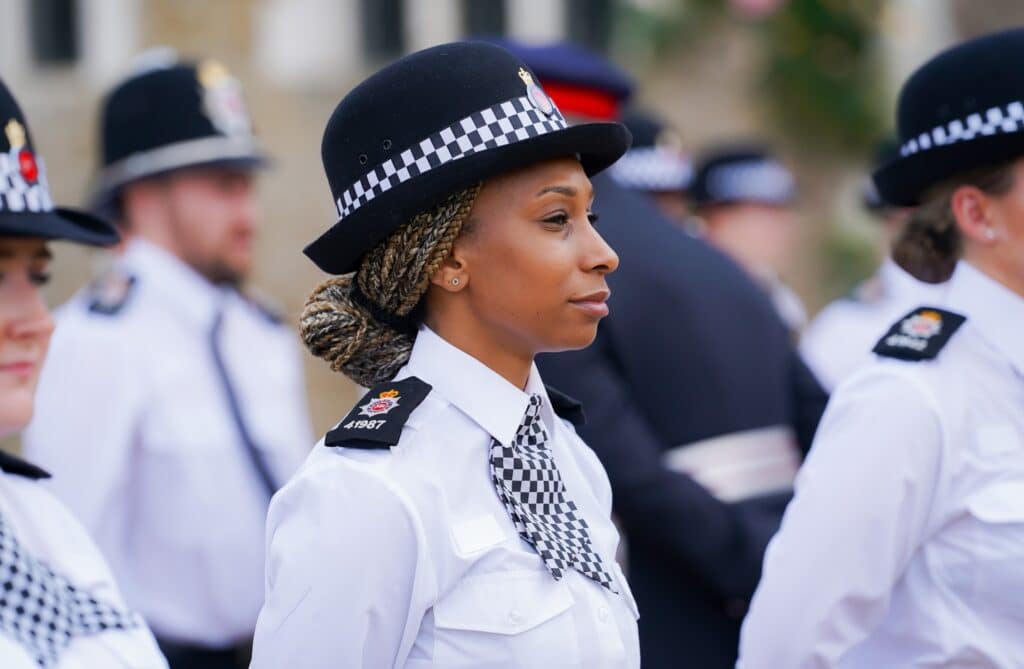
[872,306,967,361]
[87,271,136,316]
[0,451,50,480]
[325,377,433,450]
[545,385,586,428]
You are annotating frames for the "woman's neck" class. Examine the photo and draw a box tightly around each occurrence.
[963,248,1024,300]
[424,316,534,390]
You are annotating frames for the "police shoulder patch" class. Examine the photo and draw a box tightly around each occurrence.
[545,385,586,428]
[325,376,433,450]
[872,306,967,361]
[87,271,136,316]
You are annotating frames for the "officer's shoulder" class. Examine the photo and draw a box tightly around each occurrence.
[872,306,967,363]
[83,268,138,317]
[323,376,435,452]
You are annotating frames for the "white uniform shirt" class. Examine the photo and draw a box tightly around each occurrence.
[24,239,313,647]
[0,464,167,668]
[800,259,947,389]
[739,261,1024,668]
[251,326,640,669]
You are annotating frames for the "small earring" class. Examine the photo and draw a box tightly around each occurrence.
[985,228,997,241]
[451,277,460,286]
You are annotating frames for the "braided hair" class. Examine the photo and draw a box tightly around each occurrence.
[300,184,481,387]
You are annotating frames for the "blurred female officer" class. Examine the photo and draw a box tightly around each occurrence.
[249,42,639,669]
[0,80,166,668]
[739,27,1024,668]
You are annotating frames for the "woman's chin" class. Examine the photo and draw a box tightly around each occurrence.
[0,393,35,438]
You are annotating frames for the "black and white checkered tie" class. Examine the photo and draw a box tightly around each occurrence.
[0,512,139,668]
[489,394,617,592]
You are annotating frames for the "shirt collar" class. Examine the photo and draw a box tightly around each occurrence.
[946,260,1024,376]
[879,258,932,301]
[399,326,557,446]
[120,238,230,328]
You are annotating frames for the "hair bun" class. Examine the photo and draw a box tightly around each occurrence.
[300,275,413,387]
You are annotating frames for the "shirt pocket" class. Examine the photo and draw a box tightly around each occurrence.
[430,570,578,668]
[962,479,1024,622]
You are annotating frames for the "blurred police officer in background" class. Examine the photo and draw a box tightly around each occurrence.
[800,140,946,390]
[609,110,693,223]
[691,146,808,335]
[24,52,313,669]
[497,39,828,669]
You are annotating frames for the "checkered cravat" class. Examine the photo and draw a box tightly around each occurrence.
[0,513,139,667]
[490,394,617,592]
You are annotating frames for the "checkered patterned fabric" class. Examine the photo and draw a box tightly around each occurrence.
[609,146,693,192]
[706,159,794,204]
[900,101,1024,156]
[0,152,53,214]
[335,95,568,222]
[0,513,138,667]
[489,394,617,593]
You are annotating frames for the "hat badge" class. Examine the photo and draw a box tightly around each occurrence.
[5,119,38,184]
[197,59,252,137]
[518,67,555,117]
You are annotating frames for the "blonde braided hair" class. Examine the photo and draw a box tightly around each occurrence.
[301,184,481,387]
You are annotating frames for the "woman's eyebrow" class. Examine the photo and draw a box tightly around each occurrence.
[536,185,577,197]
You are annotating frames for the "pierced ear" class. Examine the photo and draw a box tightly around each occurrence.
[429,253,469,292]
[951,185,998,244]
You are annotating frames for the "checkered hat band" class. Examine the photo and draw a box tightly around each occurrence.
[900,101,1024,157]
[609,147,693,191]
[334,95,568,222]
[0,153,54,214]
[706,160,794,204]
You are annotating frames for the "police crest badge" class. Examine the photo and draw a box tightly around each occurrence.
[197,60,252,137]
[873,306,967,361]
[326,377,433,449]
[519,67,555,117]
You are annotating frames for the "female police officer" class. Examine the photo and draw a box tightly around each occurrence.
[250,42,639,668]
[0,79,166,668]
[739,27,1024,667]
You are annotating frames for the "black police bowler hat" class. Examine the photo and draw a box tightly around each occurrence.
[874,28,1024,206]
[306,41,631,275]
[0,78,117,246]
[91,53,266,216]
[609,110,693,193]
[691,145,796,208]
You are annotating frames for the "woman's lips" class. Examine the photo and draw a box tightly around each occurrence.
[0,361,37,379]
[569,290,611,318]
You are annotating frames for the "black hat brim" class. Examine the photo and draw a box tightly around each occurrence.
[0,207,119,246]
[305,121,631,275]
[874,132,1024,206]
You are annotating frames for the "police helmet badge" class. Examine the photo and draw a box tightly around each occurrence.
[519,67,555,117]
[5,119,39,185]
[197,60,252,137]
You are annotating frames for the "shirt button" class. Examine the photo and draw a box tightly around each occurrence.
[508,609,524,626]
[598,606,610,623]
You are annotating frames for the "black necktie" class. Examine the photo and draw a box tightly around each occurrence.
[489,394,617,592]
[209,308,278,498]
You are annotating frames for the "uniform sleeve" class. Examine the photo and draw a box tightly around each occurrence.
[250,459,431,669]
[22,319,143,532]
[539,335,778,599]
[737,369,944,668]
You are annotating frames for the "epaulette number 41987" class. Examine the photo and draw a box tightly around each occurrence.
[343,419,386,430]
